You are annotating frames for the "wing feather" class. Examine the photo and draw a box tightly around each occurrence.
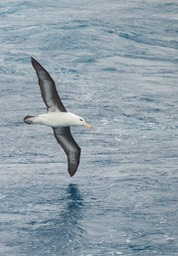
[31,57,67,112]
[53,127,81,177]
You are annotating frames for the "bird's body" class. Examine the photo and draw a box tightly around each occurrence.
[24,57,92,177]
[25,112,85,128]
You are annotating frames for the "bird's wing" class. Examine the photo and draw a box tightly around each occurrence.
[53,127,81,177]
[31,57,67,112]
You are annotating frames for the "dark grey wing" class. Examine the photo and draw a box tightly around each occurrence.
[31,57,67,112]
[53,127,81,177]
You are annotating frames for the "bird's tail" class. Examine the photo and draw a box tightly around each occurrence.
[24,115,36,124]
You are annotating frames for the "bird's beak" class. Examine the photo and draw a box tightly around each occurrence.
[83,121,92,129]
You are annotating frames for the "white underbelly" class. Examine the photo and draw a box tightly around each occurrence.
[34,112,75,127]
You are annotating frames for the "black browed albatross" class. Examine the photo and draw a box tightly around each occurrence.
[24,57,92,177]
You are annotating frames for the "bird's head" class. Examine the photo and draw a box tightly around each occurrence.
[77,116,92,129]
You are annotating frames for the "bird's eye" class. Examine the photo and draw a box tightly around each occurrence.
[80,118,83,121]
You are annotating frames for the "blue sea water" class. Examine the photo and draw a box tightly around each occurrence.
[0,0,178,255]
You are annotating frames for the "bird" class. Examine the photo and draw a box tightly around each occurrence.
[24,57,92,177]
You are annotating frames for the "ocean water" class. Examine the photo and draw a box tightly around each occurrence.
[0,0,178,255]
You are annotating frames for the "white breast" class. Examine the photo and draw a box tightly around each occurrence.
[33,112,79,128]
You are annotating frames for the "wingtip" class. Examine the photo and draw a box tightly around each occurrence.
[31,57,42,71]
[68,169,77,177]
[31,56,37,64]
[68,164,79,177]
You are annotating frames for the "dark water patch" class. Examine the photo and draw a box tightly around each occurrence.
[101,67,118,72]
[119,31,178,50]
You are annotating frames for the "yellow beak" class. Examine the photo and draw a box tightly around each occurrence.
[83,121,92,129]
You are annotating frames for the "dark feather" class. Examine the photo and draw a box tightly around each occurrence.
[53,127,81,177]
[31,57,67,112]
